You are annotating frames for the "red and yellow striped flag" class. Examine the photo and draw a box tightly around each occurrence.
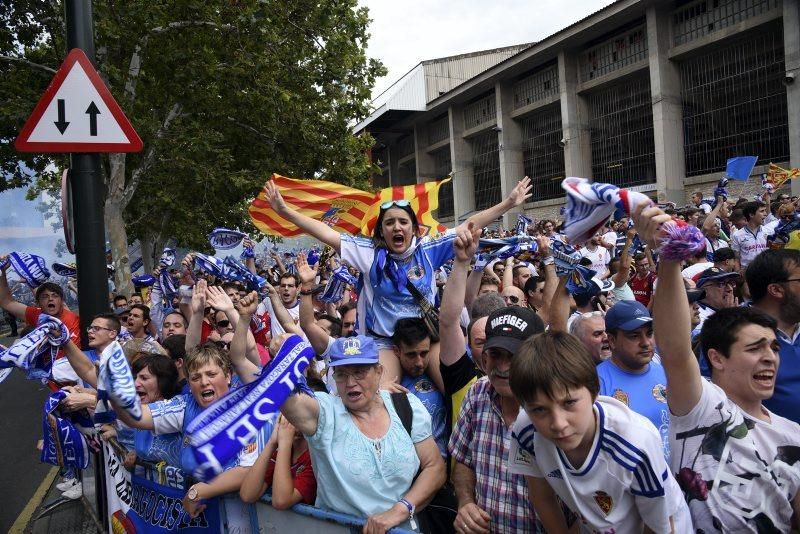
[767,162,800,190]
[249,174,375,237]
[361,177,453,237]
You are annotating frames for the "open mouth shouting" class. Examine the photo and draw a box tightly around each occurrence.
[753,369,775,389]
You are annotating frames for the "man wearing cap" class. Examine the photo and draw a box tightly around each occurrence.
[449,306,545,533]
[695,267,740,329]
[596,300,670,456]
[0,263,81,348]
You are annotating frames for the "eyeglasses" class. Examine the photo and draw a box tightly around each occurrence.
[709,280,737,288]
[332,367,372,382]
[216,320,231,328]
[87,325,116,334]
[779,278,800,284]
[504,295,520,304]
[380,199,411,210]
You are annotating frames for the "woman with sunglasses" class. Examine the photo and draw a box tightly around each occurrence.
[263,177,532,387]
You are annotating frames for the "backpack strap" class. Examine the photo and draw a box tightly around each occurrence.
[391,392,413,436]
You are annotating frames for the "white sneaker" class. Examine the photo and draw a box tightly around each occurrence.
[56,478,78,492]
[61,484,83,500]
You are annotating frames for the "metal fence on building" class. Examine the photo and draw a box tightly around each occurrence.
[522,104,565,201]
[673,0,782,46]
[427,115,450,146]
[680,26,788,176]
[513,64,559,109]
[580,23,648,82]
[588,75,656,187]
[471,131,502,211]
[464,93,497,130]
[433,148,454,218]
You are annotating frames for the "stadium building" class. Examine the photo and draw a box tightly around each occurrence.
[354,0,800,227]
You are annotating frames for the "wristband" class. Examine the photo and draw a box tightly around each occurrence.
[299,289,314,296]
[399,498,416,530]
[541,255,555,266]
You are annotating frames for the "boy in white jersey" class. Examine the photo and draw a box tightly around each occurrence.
[636,203,800,532]
[507,330,691,533]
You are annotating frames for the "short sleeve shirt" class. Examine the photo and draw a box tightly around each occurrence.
[508,397,691,533]
[730,226,768,268]
[264,448,317,505]
[306,390,430,528]
[340,232,455,338]
[669,380,800,532]
[26,306,81,350]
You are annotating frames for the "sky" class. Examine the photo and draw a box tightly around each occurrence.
[360,0,617,99]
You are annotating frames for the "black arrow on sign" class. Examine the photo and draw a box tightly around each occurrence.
[85,102,100,136]
[54,99,69,134]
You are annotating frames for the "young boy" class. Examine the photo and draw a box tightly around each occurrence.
[507,330,692,533]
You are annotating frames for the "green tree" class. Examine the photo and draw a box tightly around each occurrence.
[1,0,384,295]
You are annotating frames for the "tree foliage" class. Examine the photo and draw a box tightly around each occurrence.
[0,0,384,287]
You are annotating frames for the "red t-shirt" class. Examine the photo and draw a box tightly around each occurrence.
[264,448,316,505]
[629,272,657,306]
[25,306,82,350]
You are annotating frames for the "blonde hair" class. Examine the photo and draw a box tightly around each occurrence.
[184,342,233,377]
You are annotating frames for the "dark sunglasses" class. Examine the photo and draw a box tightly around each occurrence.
[504,295,520,304]
[216,320,231,328]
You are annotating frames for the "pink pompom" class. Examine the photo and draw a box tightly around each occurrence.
[657,219,706,261]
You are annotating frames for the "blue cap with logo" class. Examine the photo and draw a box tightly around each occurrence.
[604,300,652,332]
[328,335,379,367]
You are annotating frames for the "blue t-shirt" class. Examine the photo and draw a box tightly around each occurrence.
[134,428,182,468]
[341,232,455,338]
[764,329,800,424]
[306,390,431,528]
[402,373,448,458]
[597,359,670,460]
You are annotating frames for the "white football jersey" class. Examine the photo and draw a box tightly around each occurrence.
[508,396,692,534]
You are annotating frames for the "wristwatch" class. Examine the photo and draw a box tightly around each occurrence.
[187,485,200,502]
[399,498,417,529]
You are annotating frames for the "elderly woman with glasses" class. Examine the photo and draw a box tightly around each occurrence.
[263,177,532,389]
[275,334,445,533]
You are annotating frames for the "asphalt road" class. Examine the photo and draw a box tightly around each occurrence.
[0,336,54,533]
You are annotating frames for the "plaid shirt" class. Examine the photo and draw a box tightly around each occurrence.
[449,377,540,533]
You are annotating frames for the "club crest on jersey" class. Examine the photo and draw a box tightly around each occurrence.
[612,389,630,406]
[514,446,532,466]
[593,491,613,516]
[652,384,667,403]
[407,265,425,281]
[414,378,434,393]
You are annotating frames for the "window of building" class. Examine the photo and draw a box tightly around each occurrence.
[513,65,559,109]
[464,93,497,130]
[471,131,501,211]
[673,0,782,46]
[522,104,565,201]
[588,76,656,187]
[427,115,449,146]
[580,24,648,82]
[680,27,788,177]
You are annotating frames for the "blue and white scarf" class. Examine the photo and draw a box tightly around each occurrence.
[565,265,599,297]
[222,256,267,292]
[41,390,92,469]
[52,262,78,278]
[132,274,156,287]
[192,253,225,278]
[208,228,247,250]
[186,335,314,481]
[0,314,67,380]
[550,239,582,278]
[515,214,534,236]
[319,265,357,304]
[1,252,51,288]
[94,340,142,425]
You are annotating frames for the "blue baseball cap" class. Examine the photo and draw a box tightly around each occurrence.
[605,300,652,332]
[328,335,379,367]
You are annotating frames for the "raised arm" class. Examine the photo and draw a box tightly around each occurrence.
[0,259,29,320]
[264,285,303,336]
[295,253,330,354]
[185,279,207,352]
[62,339,97,388]
[439,224,479,367]
[206,285,260,366]
[702,197,724,235]
[547,277,570,333]
[264,181,341,254]
[501,257,514,291]
[634,204,702,417]
[229,292,262,384]
[611,228,635,289]
[536,237,557,325]
[457,177,532,234]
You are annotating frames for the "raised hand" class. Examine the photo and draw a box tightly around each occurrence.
[507,176,533,207]
[205,285,234,313]
[235,291,259,317]
[535,235,551,257]
[296,253,318,286]
[264,180,288,215]
[632,204,672,251]
[454,222,480,263]
[190,279,208,315]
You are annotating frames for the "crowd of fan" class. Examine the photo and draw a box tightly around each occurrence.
[0,180,798,533]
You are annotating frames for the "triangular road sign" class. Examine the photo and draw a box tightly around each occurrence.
[15,48,143,153]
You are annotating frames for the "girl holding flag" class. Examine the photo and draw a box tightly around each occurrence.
[263,177,533,388]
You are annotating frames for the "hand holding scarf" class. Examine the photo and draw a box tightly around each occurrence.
[0,314,67,380]
[94,340,141,425]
